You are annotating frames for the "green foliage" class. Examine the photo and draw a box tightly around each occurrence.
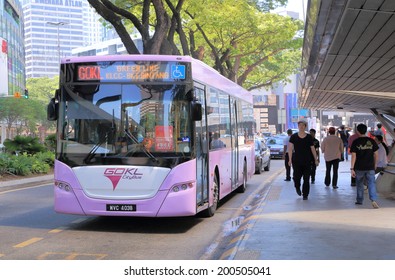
[3,135,46,155]
[0,92,49,136]
[26,76,59,103]
[89,0,303,90]
[0,154,11,175]
[34,151,55,167]
[0,152,54,176]
[250,0,288,12]
[185,0,304,89]
[44,134,57,152]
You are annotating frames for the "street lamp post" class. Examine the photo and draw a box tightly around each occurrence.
[46,21,68,64]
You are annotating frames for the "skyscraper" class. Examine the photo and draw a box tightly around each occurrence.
[0,0,25,96]
[22,0,102,78]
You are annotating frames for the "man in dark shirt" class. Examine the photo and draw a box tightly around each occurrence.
[309,128,320,184]
[288,120,319,200]
[337,125,350,161]
[350,123,379,209]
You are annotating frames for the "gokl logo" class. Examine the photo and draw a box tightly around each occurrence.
[104,168,143,190]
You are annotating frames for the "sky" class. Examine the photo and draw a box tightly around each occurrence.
[273,0,308,20]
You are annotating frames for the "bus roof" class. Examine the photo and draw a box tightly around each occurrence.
[62,55,252,104]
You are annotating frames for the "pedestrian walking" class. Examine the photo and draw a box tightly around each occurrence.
[283,129,293,181]
[287,120,319,200]
[348,127,360,186]
[321,127,343,189]
[374,123,388,145]
[350,123,380,209]
[309,128,320,184]
[337,125,350,161]
[374,135,388,174]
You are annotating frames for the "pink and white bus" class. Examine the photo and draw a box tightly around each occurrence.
[47,55,255,217]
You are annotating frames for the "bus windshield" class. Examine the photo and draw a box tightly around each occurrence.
[58,83,192,167]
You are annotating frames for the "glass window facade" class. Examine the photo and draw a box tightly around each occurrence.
[22,0,102,78]
[0,0,25,96]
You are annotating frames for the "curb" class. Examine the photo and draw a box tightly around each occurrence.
[0,174,54,189]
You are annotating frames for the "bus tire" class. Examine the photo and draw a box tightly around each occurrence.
[237,161,248,193]
[202,175,219,217]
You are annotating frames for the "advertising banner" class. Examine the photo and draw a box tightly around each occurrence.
[0,37,9,96]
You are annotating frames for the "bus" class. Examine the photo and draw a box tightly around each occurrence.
[47,55,255,217]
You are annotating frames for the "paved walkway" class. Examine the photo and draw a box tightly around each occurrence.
[222,158,395,260]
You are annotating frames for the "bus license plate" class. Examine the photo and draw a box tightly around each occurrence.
[106,204,136,211]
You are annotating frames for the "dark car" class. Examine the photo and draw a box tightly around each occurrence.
[266,137,285,159]
[254,138,271,174]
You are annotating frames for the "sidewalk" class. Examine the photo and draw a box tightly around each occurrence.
[223,158,395,260]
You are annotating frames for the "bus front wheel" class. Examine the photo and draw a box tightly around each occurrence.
[203,175,219,217]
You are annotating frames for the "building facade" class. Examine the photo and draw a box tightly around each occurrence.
[0,0,25,97]
[22,0,102,78]
[72,35,143,56]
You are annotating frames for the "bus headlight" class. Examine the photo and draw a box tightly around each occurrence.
[171,182,193,193]
[55,180,71,192]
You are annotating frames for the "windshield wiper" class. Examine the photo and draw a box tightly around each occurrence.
[84,136,107,164]
[124,129,158,163]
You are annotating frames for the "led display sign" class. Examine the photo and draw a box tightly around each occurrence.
[76,62,187,82]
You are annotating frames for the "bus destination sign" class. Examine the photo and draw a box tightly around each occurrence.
[77,62,187,82]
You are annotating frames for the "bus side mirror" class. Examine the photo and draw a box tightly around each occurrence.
[47,98,58,121]
[191,101,202,121]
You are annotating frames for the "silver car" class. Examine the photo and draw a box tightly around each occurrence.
[266,137,285,159]
[254,138,271,174]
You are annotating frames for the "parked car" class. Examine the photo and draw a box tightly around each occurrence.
[266,137,285,159]
[261,132,272,138]
[254,138,271,174]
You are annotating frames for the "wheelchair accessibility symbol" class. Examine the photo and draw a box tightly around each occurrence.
[171,65,186,79]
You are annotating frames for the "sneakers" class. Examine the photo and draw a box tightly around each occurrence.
[333,186,339,189]
[372,201,379,209]
[355,201,379,208]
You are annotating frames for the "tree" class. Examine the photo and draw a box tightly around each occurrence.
[86,0,302,90]
[26,76,59,131]
[87,0,187,55]
[184,0,303,89]
[0,77,57,139]
[0,98,30,137]
[26,76,59,104]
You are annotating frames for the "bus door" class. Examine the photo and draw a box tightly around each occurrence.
[230,98,239,190]
[194,86,209,206]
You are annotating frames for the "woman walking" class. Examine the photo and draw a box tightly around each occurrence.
[321,127,344,188]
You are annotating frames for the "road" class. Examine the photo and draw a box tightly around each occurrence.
[0,160,283,260]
